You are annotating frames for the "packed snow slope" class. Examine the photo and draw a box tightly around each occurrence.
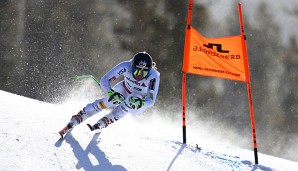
[0,90,297,171]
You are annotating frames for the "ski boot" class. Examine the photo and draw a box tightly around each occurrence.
[58,109,86,138]
[87,114,118,131]
[58,122,74,138]
[87,122,101,131]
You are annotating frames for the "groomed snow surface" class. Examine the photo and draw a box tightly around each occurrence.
[0,90,297,171]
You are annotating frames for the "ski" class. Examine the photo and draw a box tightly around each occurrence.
[86,124,94,131]
[58,123,74,139]
[55,125,72,145]
[58,126,69,139]
[55,127,73,147]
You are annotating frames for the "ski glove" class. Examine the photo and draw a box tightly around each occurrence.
[129,96,145,109]
[107,89,124,104]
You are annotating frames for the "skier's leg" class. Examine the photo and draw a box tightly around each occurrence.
[121,93,148,114]
[67,97,118,129]
[87,93,149,131]
[72,81,129,131]
[87,104,127,130]
[59,97,117,137]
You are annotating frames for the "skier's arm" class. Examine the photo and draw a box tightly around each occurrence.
[144,72,160,108]
[100,62,128,94]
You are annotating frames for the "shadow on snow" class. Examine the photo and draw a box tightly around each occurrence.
[167,142,274,171]
[65,133,127,171]
[167,143,187,171]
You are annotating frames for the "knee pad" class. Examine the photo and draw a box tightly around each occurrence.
[120,93,145,115]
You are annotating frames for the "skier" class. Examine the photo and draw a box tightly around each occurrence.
[59,52,160,137]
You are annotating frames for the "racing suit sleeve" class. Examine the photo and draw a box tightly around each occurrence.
[100,61,129,94]
[143,71,160,108]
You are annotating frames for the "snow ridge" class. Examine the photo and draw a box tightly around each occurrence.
[0,90,297,171]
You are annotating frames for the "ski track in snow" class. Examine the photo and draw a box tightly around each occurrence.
[0,90,297,171]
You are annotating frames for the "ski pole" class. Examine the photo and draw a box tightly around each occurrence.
[73,75,100,86]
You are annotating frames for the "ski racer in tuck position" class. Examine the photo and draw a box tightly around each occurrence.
[59,52,160,137]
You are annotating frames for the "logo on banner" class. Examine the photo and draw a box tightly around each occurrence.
[203,43,229,53]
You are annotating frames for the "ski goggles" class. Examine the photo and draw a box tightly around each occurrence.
[132,67,150,78]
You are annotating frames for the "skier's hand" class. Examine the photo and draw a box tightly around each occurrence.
[108,89,124,104]
[129,96,145,109]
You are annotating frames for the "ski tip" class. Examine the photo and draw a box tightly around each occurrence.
[59,132,64,139]
[55,133,64,147]
[87,124,94,131]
